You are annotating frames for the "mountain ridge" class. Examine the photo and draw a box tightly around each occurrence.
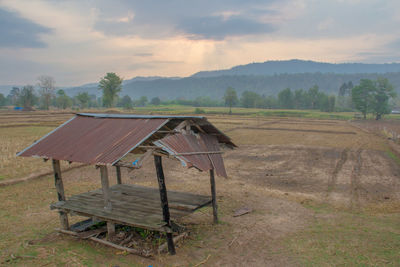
[191,59,400,77]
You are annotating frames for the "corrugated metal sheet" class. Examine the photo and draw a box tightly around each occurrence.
[18,115,169,165]
[78,113,236,148]
[153,133,228,178]
[78,113,205,119]
[200,133,227,178]
[191,118,236,148]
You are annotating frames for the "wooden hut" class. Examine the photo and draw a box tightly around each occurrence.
[17,113,235,255]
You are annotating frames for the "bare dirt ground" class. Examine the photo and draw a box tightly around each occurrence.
[0,112,399,266]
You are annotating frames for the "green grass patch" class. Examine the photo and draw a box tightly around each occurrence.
[386,150,400,165]
[285,203,400,266]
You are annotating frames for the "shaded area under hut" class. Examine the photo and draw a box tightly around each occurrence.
[17,113,236,255]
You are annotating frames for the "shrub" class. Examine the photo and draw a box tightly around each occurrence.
[194,107,206,114]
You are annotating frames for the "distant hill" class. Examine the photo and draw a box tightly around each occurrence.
[192,59,400,77]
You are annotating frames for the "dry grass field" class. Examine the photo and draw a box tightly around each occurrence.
[0,110,399,266]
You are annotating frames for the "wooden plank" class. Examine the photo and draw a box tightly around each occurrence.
[108,187,209,211]
[69,193,190,217]
[55,184,211,216]
[210,169,218,224]
[54,200,167,229]
[110,184,211,206]
[116,166,122,184]
[55,189,210,219]
[154,155,176,255]
[52,159,69,230]
[55,208,166,231]
[50,184,211,234]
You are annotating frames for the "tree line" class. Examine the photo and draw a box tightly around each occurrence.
[224,77,396,119]
[224,85,336,113]
[0,73,396,120]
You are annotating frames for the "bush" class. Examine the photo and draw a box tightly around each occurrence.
[194,107,206,114]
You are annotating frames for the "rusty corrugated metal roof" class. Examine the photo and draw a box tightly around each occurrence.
[78,113,206,119]
[18,115,169,165]
[193,118,236,147]
[153,133,228,178]
[17,113,235,170]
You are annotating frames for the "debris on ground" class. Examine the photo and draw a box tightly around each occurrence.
[233,207,253,217]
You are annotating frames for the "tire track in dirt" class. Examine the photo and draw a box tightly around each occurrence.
[326,148,349,198]
[349,148,363,209]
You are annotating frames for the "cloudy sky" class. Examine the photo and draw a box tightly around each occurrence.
[1,0,400,86]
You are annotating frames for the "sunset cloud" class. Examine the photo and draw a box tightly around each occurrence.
[0,0,399,86]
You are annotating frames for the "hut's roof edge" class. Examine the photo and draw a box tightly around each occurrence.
[77,113,206,119]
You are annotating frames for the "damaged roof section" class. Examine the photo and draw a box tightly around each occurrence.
[154,133,228,178]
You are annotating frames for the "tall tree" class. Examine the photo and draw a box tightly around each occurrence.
[224,87,238,114]
[88,94,98,108]
[56,90,71,109]
[150,97,161,105]
[278,88,294,109]
[319,94,336,112]
[241,91,259,108]
[120,95,133,109]
[254,94,269,108]
[134,96,148,107]
[8,87,20,105]
[0,93,6,106]
[18,85,36,109]
[308,85,320,109]
[294,89,306,109]
[38,75,55,110]
[338,82,348,97]
[328,95,336,112]
[99,72,123,108]
[371,77,396,120]
[75,92,90,109]
[347,81,354,90]
[264,95,278,109]
[352,79,376,119]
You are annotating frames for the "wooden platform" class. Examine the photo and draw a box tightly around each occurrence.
[51,184,211,231]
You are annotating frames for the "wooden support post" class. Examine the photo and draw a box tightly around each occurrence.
[52,159,69,230]
[154,155,176,255]
[107,222,115,238]
[99,165,115,240]
[210,169,218,224]
[116,166,122,184]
